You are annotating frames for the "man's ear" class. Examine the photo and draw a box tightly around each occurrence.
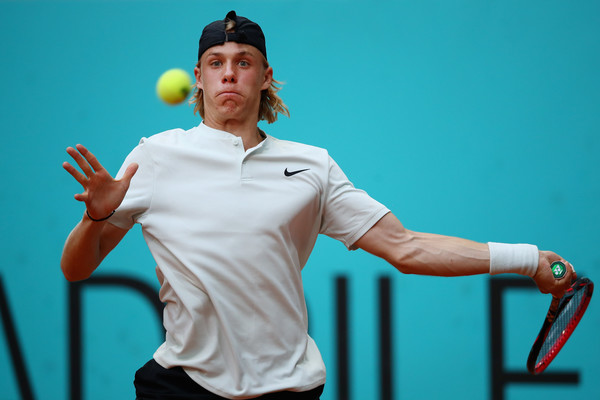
[261,66,273,91]
[194,66,203,89]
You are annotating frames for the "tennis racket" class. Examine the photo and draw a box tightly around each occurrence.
[527,262,593,375]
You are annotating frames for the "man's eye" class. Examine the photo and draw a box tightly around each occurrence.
[239,60,249,67]
[210,60,222,67]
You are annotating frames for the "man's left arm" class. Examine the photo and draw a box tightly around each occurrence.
[354,212,575,298]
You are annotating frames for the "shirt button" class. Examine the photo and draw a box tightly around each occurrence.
[233,141,239,146]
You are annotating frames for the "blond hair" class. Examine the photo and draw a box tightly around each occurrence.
[190,59,290,124]
[191,16,288,123]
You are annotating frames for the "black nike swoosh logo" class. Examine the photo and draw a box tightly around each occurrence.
[284,168,310,177]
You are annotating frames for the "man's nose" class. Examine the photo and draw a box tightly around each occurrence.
[222,62,236,83]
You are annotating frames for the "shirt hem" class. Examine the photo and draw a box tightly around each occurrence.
[346,207,390,250]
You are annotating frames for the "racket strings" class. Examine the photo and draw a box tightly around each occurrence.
[537,289,586,365]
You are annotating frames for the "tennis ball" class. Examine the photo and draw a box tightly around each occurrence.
[156,68,192,105]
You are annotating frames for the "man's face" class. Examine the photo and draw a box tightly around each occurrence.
[195,42,273,124]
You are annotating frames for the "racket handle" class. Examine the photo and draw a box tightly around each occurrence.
[550,261,567,280]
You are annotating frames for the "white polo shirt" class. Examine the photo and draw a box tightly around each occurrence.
[110,123,389,399]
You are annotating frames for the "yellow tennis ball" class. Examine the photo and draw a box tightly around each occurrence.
[156,68,192,105]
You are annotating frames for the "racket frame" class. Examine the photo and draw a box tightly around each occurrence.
[526,277,593,375]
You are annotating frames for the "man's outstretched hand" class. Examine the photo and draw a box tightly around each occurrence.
[63,144,138,220]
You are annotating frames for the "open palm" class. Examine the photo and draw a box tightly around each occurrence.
[63,144,138,220]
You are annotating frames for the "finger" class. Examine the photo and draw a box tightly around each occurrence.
[120,163,139,183]
[66,146,94,177]
[76,144,106,174]
[73,192,88,202]
[553,282,569,299]
[63,161,88,186]
[550,260,575,298]
[567,261,577,281]
[554,259,576,282]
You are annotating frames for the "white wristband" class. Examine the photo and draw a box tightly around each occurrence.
[488,242,539,277]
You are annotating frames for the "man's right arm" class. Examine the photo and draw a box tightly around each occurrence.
[61,144,138,281]
[61,216,129,281]
[354,212,575,298]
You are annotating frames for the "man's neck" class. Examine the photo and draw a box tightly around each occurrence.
[203,117,263,150]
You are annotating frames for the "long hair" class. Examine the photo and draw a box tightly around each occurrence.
[191,17,289,123]
[190,60,290,124]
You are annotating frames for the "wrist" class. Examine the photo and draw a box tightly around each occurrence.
[488,242,539,277]
[86,209,115,222]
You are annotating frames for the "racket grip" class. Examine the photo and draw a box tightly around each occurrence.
[550,261,567,280]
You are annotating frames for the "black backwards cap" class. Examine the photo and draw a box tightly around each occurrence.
[198,11,267,61]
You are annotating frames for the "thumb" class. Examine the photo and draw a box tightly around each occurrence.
[121,163,139,183]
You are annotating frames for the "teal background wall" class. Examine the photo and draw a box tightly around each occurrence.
[1,1,598,399]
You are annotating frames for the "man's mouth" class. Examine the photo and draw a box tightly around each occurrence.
[218,90,241,97]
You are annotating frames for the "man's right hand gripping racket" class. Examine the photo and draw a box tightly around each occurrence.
[527,261,594,375]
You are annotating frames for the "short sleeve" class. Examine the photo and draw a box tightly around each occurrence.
[319,156,389,249]
[109,139,154,230]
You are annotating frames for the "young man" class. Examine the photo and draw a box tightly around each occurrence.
[61,11,575,400]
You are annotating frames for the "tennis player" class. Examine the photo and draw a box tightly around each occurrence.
[61,11,575,400]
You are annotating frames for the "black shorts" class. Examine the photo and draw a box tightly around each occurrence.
[134,359,324,400]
